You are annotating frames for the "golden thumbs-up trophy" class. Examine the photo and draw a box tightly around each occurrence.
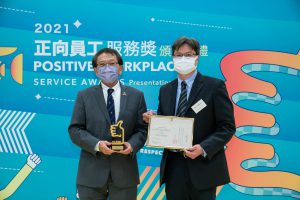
[110,120,125,151]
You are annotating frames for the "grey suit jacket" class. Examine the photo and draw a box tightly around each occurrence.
[68,83,147,188]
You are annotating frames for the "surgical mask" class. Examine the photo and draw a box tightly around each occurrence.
[173,56,197,75]
[96,65,119,83]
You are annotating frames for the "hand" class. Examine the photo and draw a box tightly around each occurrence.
[99,141,115,155]
[143,110,155,123]
[184,144,203,159]
[118,142,132,155]
[26,154,42,169]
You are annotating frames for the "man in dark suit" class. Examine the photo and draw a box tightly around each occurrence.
[69,48,147,200]
[143,37,236,200]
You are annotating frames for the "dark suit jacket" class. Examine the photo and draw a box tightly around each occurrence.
[158,72,236,190]
[68,83,147,188]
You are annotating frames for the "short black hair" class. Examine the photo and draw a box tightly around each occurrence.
[92,48,123,68]
[172,37,200,56]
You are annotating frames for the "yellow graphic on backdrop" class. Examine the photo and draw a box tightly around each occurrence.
[0,154,41,200]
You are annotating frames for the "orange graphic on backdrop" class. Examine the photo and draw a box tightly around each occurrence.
[0,47,23,84]
[221,50,300,192]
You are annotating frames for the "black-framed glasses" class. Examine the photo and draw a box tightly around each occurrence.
[97,61,119,67]
[173,53,197,58]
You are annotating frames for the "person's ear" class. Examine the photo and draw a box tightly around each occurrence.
[195,55,199,66]
[93,67,98,74]
[118,65,123,75]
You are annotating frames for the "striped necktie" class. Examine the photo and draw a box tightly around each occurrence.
[107,88,115,124]
[176,81,187,117]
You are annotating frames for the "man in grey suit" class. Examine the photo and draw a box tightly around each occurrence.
[68,48,147,200]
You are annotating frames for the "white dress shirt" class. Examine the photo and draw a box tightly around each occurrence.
[101,81,121,121]
[95,81,121,152]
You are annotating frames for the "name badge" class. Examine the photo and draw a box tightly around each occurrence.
[191,99,207,114]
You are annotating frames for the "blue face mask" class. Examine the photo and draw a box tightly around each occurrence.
[96,65,119,84]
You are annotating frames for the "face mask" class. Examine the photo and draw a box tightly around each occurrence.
[96,65,119,83]
[173,56,197,75]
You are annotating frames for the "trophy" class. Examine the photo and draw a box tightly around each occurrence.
[110,120,125,151]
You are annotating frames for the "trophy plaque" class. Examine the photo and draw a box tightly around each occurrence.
[110,120,125,151]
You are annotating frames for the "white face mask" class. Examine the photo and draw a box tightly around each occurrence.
[173,56,197,75]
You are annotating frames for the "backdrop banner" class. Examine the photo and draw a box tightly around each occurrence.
[1,0,300,199]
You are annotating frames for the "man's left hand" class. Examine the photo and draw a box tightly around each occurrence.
[118,142,132,155]
[184,144,203,159]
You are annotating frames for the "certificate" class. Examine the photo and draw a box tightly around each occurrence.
[147,115,194,149]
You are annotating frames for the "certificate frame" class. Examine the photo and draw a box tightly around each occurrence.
[146,115,194,150]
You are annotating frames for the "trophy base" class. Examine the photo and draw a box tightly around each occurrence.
[111,145,124,151]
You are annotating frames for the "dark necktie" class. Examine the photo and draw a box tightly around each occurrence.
[176,81,187,117]
[107,88,115,124]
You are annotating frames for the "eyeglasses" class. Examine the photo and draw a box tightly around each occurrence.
[173,53,197,58]
[97,61,119,68]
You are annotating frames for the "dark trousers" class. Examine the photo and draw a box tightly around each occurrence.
[77,174,137,200]
[165,151,216,200]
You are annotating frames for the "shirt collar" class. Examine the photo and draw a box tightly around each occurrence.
[101,81,120,92]
[177,70,197,88]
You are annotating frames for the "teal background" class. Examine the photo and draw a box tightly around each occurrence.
[1,0,300,199]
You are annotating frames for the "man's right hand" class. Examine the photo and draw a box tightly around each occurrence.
[99,141,114,155]
[142,110,155,123]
